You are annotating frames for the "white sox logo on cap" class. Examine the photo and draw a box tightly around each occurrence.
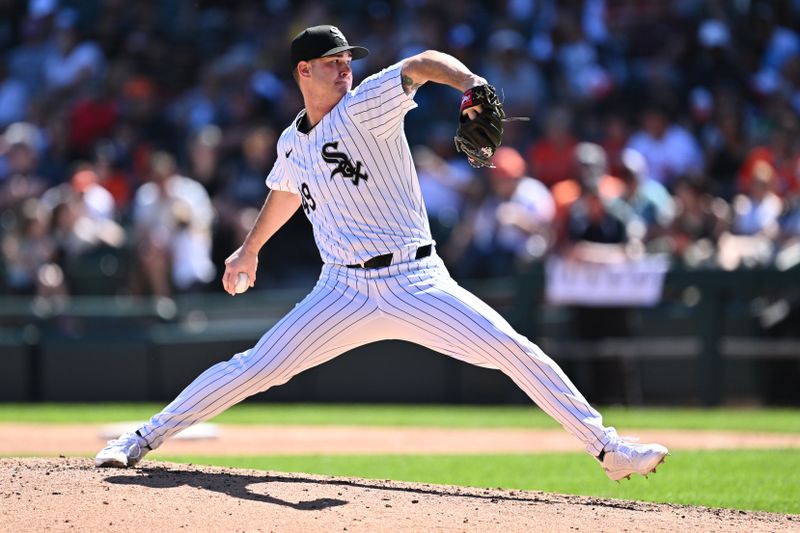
[329,26,347,46]
[290,25,369,67]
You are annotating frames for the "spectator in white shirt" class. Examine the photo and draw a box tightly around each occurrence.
[626,102,704,188]
[718,161,783,270]
[42,9,105,95]
[449,147,555,278]
[0,62,28,129]
[132,151,215,296]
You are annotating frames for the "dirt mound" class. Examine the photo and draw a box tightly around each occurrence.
[1,458,796,532]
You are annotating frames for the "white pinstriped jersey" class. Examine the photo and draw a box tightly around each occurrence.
[266,62,432,266]
[130,59,623,466]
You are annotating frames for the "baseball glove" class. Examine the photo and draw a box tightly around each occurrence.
[454,84,505,168]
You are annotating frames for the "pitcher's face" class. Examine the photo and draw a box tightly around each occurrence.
[306,52,353,98]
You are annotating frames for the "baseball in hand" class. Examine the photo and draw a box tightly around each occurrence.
[234,272,250,294]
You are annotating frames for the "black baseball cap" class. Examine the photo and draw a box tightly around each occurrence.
[290,25,369,68]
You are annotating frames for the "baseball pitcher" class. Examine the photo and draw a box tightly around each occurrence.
[96,25,668,482]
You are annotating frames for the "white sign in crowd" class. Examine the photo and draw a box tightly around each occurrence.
[545,255,671,307]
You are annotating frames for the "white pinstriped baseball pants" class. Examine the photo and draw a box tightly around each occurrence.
[138,253,615,455]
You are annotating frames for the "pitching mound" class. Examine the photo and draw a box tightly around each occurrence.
[2,458,796,532]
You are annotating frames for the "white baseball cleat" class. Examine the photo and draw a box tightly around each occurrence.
[95,431,151,468]
[597,438,669,481]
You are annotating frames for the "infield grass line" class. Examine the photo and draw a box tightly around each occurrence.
[1,404,800,433]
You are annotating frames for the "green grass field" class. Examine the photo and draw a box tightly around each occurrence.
[2,403,799,514]
[3,403,800,433]
[159,450,800,514]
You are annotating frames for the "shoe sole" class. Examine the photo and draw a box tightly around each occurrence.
[607,453,668,482]
[95,459,127,468]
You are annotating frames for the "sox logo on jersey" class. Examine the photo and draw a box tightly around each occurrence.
[321,141,368,185]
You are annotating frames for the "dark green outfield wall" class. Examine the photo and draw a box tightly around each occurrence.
[1,266,798,405]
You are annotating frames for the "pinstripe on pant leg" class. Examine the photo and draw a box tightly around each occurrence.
[376,260,613,455]
[138,269,383,449]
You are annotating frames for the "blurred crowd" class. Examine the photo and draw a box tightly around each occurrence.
[2,0,800,299]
